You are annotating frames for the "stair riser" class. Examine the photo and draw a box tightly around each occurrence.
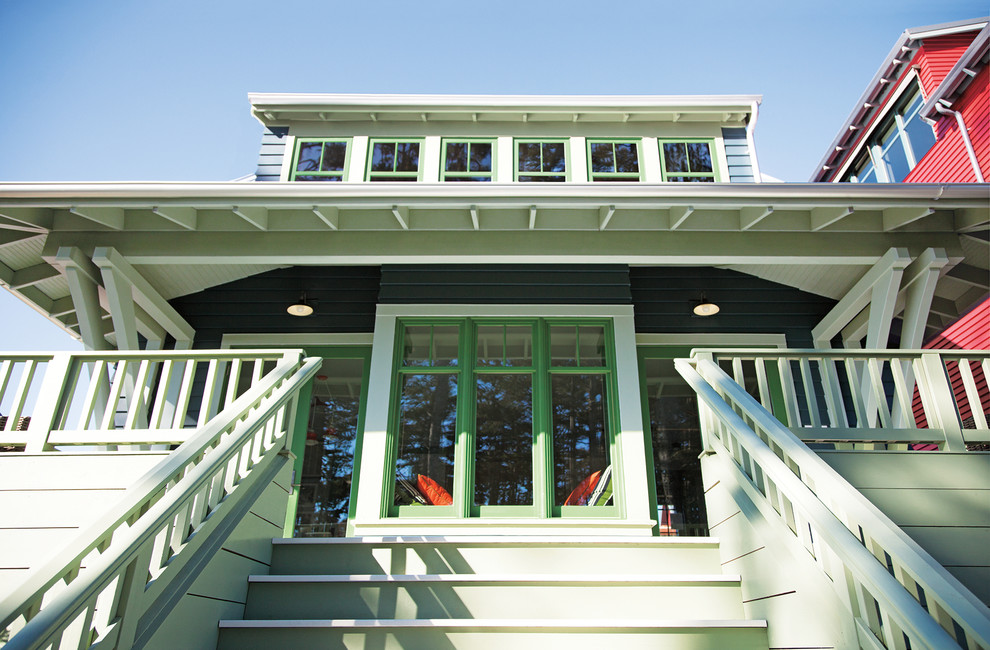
[218,627,769,650]
[270,544,722,576]
[244,582,746,620]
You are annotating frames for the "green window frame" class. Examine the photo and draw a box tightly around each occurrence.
[290,138,351,182]
[515,139,568,182]
[366,139,423,181]
[587,139,642,182]
[658,139,720,182]
[387,317,619,519]
[442,138,495,182]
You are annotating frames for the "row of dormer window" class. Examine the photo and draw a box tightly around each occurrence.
[289,137,720,182]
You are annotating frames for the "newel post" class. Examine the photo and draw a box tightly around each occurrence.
[25,353,74,453]
[916,352,967,452]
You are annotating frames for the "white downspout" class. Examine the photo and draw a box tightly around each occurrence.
[934,102,985,182]
[746,100,763,182]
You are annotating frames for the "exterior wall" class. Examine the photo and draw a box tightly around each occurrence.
[254,127,288,182]
[721,127,756,182]
[916,32,980,96]
[905,65,990,183]
[0,453,169,595]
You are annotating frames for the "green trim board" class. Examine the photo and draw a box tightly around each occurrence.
[386,317,620,520]
[366,138,424,181]
[290,138,352,182]
[658,139,720,182]
[514,139,569,182]
[586,139,643,182]
[441,138,496,182]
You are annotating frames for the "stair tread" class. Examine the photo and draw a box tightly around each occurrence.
[249,573,742,584]
[221,618,768,630]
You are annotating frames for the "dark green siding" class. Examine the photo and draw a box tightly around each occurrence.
[630,267,835,347]
[378,265,632,304]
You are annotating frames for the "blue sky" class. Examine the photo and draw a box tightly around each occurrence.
[0,0,986,350]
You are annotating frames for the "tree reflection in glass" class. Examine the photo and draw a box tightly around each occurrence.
[394,374,457,504]
[552,374,609,506]
[475,374,533,506]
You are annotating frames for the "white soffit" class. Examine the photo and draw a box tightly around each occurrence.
[134,263,286,300]
[726,264,871,300]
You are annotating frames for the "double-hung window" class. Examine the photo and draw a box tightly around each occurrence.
[390,318,617,518]
[367,139,422,181]
[587,139,641,181]
[291,139,350,181]
[442,139,494,181]
[516,139,568,182]
[659,139,718,182]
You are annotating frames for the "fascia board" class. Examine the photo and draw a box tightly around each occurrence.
[921,25,990,116]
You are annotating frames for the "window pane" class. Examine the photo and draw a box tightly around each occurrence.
[470,143,492,172]
[614,143,639,173]
[321,142,347,172]
[667,176,715,183]
[432,325,459,366]
[880,132,911,183]
[445,143,468,172]
[549,325,577,367]
[403,326,432,366]
[446,176,491,182]
[295,175,341,182]
[504,326,532,366]
[687,143,713,172]
[395,142,420,172]
[518,175,565,182]
[518,143,541,171]
[371,143,395,172]
[552,374,610,506]
[475,374,533,506]
[904,113,936,165]
[543,143,566,172]
[394,374,457,505]
[295,358,364,537]
[477,325,504,366]
[578,325,606,366]
[590,143,615,173]
[296,142,322,172]
[663,143,688,172]
[642,357,708,536]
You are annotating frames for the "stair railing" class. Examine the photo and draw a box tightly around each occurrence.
[0,350,321,650]
[676,352,990,650]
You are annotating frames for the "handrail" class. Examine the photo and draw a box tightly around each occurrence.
[677,354,990,650]
[0,351,322,649]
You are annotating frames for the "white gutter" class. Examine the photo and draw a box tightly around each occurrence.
[934,102,986,182]
[745,99,763,183]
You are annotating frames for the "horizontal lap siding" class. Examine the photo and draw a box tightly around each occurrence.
[255,127,288,182]
[630,267,835,347]
[379,265,632,304]
[721,127,755,182]
[916,33,979,95]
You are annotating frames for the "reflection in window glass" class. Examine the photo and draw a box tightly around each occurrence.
[661,141,717,182]
[642,357,708,535]
[394,374,457,505]
[369,141,420,180]
[403,325,459,366]
[577,326,606,366]
[517,141,567,181]
[589,141,640,181]
[293,140,348,181]
[549,326,578,367]
[295,358,364,537]
[475,374,533,506]
[443,141,493,181]
[478,325,533,366]
[552,374,610,506]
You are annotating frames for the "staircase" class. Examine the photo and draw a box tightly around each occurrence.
[217,536,769,650]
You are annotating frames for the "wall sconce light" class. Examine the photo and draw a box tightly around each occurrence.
[287,293,315,317]
[692,295,719,317]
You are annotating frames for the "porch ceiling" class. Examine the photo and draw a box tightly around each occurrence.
[0,182,987,342]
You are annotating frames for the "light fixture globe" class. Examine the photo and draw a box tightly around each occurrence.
[287,293,315,317]
[692,295,719,317]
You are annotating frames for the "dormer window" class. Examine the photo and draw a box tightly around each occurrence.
[588,140,641,181]
[660,140,717,182]
[291,139,349,181]
[368,139,422,181]
[516,140,567,182]
[442,139,494,182]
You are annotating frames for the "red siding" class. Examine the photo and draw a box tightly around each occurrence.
[916,33,979,95]
[906,65,990,183]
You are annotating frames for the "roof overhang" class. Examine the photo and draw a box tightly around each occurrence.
[921,24,990,117]
[248,93,762,126]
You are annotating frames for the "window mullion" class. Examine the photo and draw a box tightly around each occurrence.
[533,320,552,518]
[454,319,474,518]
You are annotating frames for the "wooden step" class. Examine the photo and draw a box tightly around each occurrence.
[218,618,770,650]
[243,573,746,621]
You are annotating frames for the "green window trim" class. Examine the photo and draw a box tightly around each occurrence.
[366,138,424,181]
[442,138,496,182]
[515,139,569,182]
[586,139,642,182]
[290,138,352,182]
[658,138,720,182]
[386,317,620,520]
